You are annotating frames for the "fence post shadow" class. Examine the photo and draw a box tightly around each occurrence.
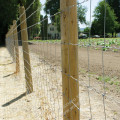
[2,92,27,107]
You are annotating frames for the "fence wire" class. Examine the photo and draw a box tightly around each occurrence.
[5,0,120,120]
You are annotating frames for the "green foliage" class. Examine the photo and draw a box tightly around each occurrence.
[84,27,90,35]
[91,1,118,35]
[0,0,41,43]
[107,0,120,30]
[77,5,87,24]
[44,1,87,32]
[97,76,111,82]
[25,0,41,39]
[114,81,120,86]
[40,15,48,40]
[44,0,60,22]
[55,13,60,32]
[107,0,120,34]
[0,0,19,43]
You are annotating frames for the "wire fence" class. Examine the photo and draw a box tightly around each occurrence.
[5,0,120,119]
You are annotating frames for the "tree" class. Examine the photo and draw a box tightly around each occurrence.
[91,1,118,36]
[45,0,87,32]
[0,0,41,44]
[40,15,48,40]
[55,13,60,32]
[84,27,90,36]
[77,5,87,24]
[107,0,120,23]
[0,0,18,44]
[25,0,41,39]
[91,20,99,35]
[107,0,120,35]
[44,0,60,22]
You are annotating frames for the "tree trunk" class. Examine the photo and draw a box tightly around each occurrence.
[112,32,114,37]
[115,32,117,37]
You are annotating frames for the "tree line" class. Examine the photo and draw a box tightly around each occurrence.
[0,0,119,44]
[43,0,120,38]
[91,0,120,37]
[0,0,40,44]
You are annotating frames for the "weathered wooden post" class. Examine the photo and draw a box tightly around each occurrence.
[10,25,15,62]
[61,0,80,119]
[13,20,20,73]
[20,6,33,93]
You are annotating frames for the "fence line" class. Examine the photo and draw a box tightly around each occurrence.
[5,0,120,119]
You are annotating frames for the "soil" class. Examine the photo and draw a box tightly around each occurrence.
[0,45,120,120]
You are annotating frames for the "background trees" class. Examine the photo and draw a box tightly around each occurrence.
[0,0,41,45]
[44,0,87,32]
[0,0,18,44]
[0,0,119,45]
[40,15,48,40]
[91,1,119,36]
[44,0,60,22]
[107,0,120,36]
[107,0,120,23]
[77,5,87,24]
[24,0,41,39]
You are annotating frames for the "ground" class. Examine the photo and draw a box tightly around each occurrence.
[0,44,120,120]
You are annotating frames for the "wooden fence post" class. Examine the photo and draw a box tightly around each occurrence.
[10,25,15,62]
[61,0,80,119]
[19,6,33,93]
[13,20,20,73]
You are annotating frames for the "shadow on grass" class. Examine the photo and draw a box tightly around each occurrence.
[2,92,26,107]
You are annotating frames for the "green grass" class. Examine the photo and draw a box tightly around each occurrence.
[97,76,111,82]
[114,81,120,86]
[97,76,120,87]
[113,49,118,52]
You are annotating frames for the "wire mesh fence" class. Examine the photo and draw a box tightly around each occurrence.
[5,0,120,119]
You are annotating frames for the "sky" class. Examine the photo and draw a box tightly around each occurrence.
[40,0,102,28]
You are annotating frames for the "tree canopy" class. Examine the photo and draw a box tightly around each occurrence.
[107,0,120,33]
[44,0,60,22]
[0,0,18,44]
[25,0,41,39]
[107,0,120,23]
[91,1,119,36]
[77,5,87,24]
[44,0,87,32]
[0,0,41,44]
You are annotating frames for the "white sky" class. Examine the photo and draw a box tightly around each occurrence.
[40,0,102,28]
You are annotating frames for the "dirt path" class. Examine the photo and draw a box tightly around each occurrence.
[0,46,120,120]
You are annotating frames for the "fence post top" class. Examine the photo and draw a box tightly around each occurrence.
[20,6,25,10]
[13,20,16,25]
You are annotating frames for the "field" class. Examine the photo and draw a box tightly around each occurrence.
[28,37,120,119]
[0,38,120,119]
[29,38,120,92]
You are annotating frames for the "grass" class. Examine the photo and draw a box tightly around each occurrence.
[97,76,111,82]
[114,81,120,86]
[113,49,118,52]
[97,76,120,87]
